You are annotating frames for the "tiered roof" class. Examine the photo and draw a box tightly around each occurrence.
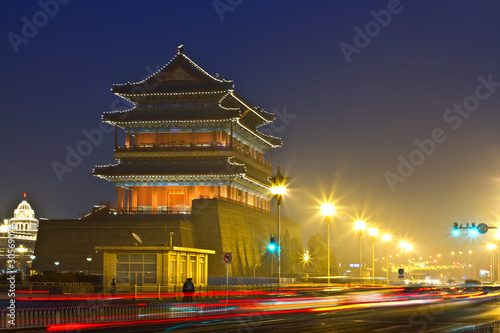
[103,45,282,147]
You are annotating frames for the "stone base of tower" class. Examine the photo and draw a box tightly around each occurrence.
[33,198,302,281]
[191,198,301,277]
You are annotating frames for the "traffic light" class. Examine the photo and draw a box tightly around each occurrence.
[470,223,478,236]
[452,222,459,236]
[268,236,276,251]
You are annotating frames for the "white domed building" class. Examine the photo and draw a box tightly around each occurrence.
[1,200,39,274]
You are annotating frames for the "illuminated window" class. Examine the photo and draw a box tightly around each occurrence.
[116,254,157,285]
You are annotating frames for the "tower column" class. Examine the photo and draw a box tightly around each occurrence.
[128,186,139,211]
[152,186,158,213]
[189,185,195,203]
[117,187,122,212]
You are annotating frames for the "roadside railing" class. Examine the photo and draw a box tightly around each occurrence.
[133,283,271,300]
[0,302,228,329]
[0,282,97,296]
[446,320,500,332]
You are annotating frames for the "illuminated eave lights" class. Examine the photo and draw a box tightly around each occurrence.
[112,48,230,89]
[231,92,274,123]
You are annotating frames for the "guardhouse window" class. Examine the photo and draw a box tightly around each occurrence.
[116,254,157,285]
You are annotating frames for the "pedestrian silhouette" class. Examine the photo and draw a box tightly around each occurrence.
[111,278,116,296]
[182,278,195,302]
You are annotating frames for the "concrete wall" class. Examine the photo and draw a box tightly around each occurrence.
[191,198,301,277]
[33,216,192,273]
[33,199,302,280]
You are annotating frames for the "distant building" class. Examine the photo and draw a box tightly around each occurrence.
[0,199,38,274]
[34,46,302,286]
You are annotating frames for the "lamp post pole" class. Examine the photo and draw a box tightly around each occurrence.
[372,237,375,284]
[495,232,500,282]
[322,203,335,285]
[386,242,389,282]
[327,216,331,284]
[369,228,378,285]
[359,231,362,281]
[492,250,494,283]
[270,167,288,287]
[355,221,365,284]
[277,202,281,284]
[87,258,92,275]
[383,234,391,284]
[488,244,496,283]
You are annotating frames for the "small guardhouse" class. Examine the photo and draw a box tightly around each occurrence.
[95,245,215,290]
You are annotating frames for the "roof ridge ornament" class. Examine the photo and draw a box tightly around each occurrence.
[177,44,184,54]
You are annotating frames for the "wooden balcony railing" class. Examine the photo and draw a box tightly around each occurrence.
[116,143,231,152]
[115,144,271,167]
[117,207,191,215]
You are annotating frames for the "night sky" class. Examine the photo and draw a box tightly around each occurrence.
[2,1,500,267]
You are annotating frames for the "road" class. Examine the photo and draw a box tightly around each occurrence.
[45,297,500,332]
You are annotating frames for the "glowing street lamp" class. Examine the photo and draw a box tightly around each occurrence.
[400,241,412,279]
[270,167,288,286]
[383,234,391,283]
[369,227,378,284]
[86,257,92,275]
[355,220,365,280]
[303,250,310,263]
[322,203,335,284]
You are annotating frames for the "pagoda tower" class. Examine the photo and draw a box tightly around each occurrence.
[94,45,282,214]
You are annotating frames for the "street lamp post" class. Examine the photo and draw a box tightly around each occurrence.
[17,245,28,281]
[369,227,378,285]
[496,231,500,282]
[488,244,496,283]
[468,250,473,279]
[400,241,412,281]
[86,257,92,275]
[383,234,391,283]
[355,220,365,283]
[270,167,288,287]
[322,203,335,284]
[268,236,276,284]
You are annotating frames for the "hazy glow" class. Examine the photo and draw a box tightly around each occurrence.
[382,234,391,242]
[368,227,378,237]
[321,203,335,217]
[271,186,286,196]
[355,220,365,231]
[487,244,497,250]
[400,241,412,251]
